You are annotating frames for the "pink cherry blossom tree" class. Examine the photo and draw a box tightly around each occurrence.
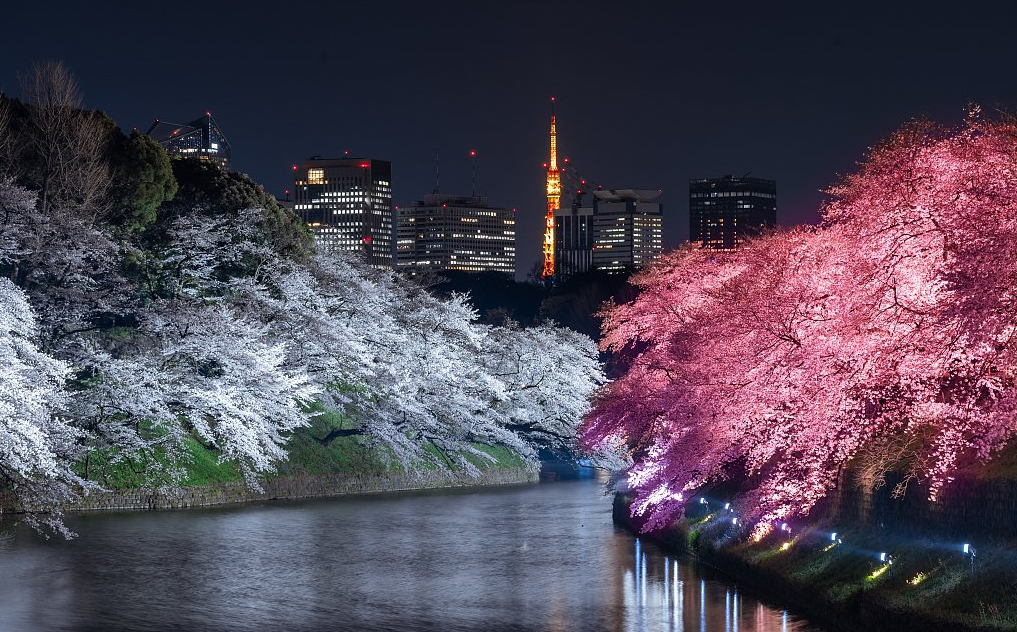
[583,111,1017,537]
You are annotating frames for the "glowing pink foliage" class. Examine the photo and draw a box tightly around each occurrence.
[582,111,1017,536]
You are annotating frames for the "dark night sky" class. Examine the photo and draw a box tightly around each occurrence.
[3,1,1016,278]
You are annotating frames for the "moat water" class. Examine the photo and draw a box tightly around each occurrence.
[0,475,827,631]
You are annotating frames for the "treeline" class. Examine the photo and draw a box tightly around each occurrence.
[0,63,605,534]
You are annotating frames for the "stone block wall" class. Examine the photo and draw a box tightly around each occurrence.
[2,468,538,514]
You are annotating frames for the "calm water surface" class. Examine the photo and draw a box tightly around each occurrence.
[0,476,827,632]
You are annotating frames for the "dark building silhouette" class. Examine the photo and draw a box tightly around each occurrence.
[293,157,394,268]
[689,175,776,250]
[396,193,515,274]
[146,112,232,169]
[553,205,594,281]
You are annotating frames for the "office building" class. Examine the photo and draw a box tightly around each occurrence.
[293,158,394,267]
[397,193,515,274]
[689,175,776,250]
[146,112,231,169]
[553,188,664,281]
[553,205,594,280]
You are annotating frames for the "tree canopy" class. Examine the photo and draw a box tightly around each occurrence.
[582,111,1017,538]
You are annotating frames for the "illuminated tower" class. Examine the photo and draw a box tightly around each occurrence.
[542,97,561,281]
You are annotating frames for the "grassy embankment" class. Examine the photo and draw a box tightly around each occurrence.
[78,405,528,491]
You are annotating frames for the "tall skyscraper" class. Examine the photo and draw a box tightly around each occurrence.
[689,175,776,250]
[146,112,232,169]
[553,188,664,281]
[293,157,394,268]
[396,193,515,274]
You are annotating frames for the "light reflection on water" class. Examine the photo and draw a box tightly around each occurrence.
[0,476,825,632]
[623,539,801,632]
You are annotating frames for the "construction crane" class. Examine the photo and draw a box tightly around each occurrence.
[560,161,600,211]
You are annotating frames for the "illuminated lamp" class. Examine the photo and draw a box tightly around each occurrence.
[830,532,837,541]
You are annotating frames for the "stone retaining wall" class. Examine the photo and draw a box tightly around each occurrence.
[3,468,537,514]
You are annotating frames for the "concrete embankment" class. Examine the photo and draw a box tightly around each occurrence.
[3,468,537,514]
[613,491,1014,632]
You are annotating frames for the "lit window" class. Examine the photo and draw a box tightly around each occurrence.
[308,168,325,185]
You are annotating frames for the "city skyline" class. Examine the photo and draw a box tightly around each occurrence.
[3,2,1016,279]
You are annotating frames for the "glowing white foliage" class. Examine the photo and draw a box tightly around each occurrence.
[0,277,82,530]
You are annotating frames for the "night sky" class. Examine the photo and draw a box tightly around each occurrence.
[3,1,1016,279]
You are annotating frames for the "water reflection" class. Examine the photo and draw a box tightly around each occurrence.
[620,538,807,632]
[0,478,825,632]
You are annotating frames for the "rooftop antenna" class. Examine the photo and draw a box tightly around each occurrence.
[469,149,477,196]
[434,152,440,194]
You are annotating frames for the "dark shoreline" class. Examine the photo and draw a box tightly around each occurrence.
[612,492,1005,632]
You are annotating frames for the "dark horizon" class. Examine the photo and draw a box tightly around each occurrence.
[3,1,1016,278]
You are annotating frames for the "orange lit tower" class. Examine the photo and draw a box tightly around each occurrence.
[542,96,561,281]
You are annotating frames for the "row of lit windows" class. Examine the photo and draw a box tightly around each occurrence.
[690,191,775,199]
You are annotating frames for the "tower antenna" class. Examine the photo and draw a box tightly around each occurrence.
[542,96,561,282]
[470,149,477,196]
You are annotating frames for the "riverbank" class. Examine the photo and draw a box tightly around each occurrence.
[60,467,537,512]
[1,417,538,515]
[613,492,1017,632]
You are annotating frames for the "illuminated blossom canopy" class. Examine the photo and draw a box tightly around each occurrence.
[582,111,1017,537]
